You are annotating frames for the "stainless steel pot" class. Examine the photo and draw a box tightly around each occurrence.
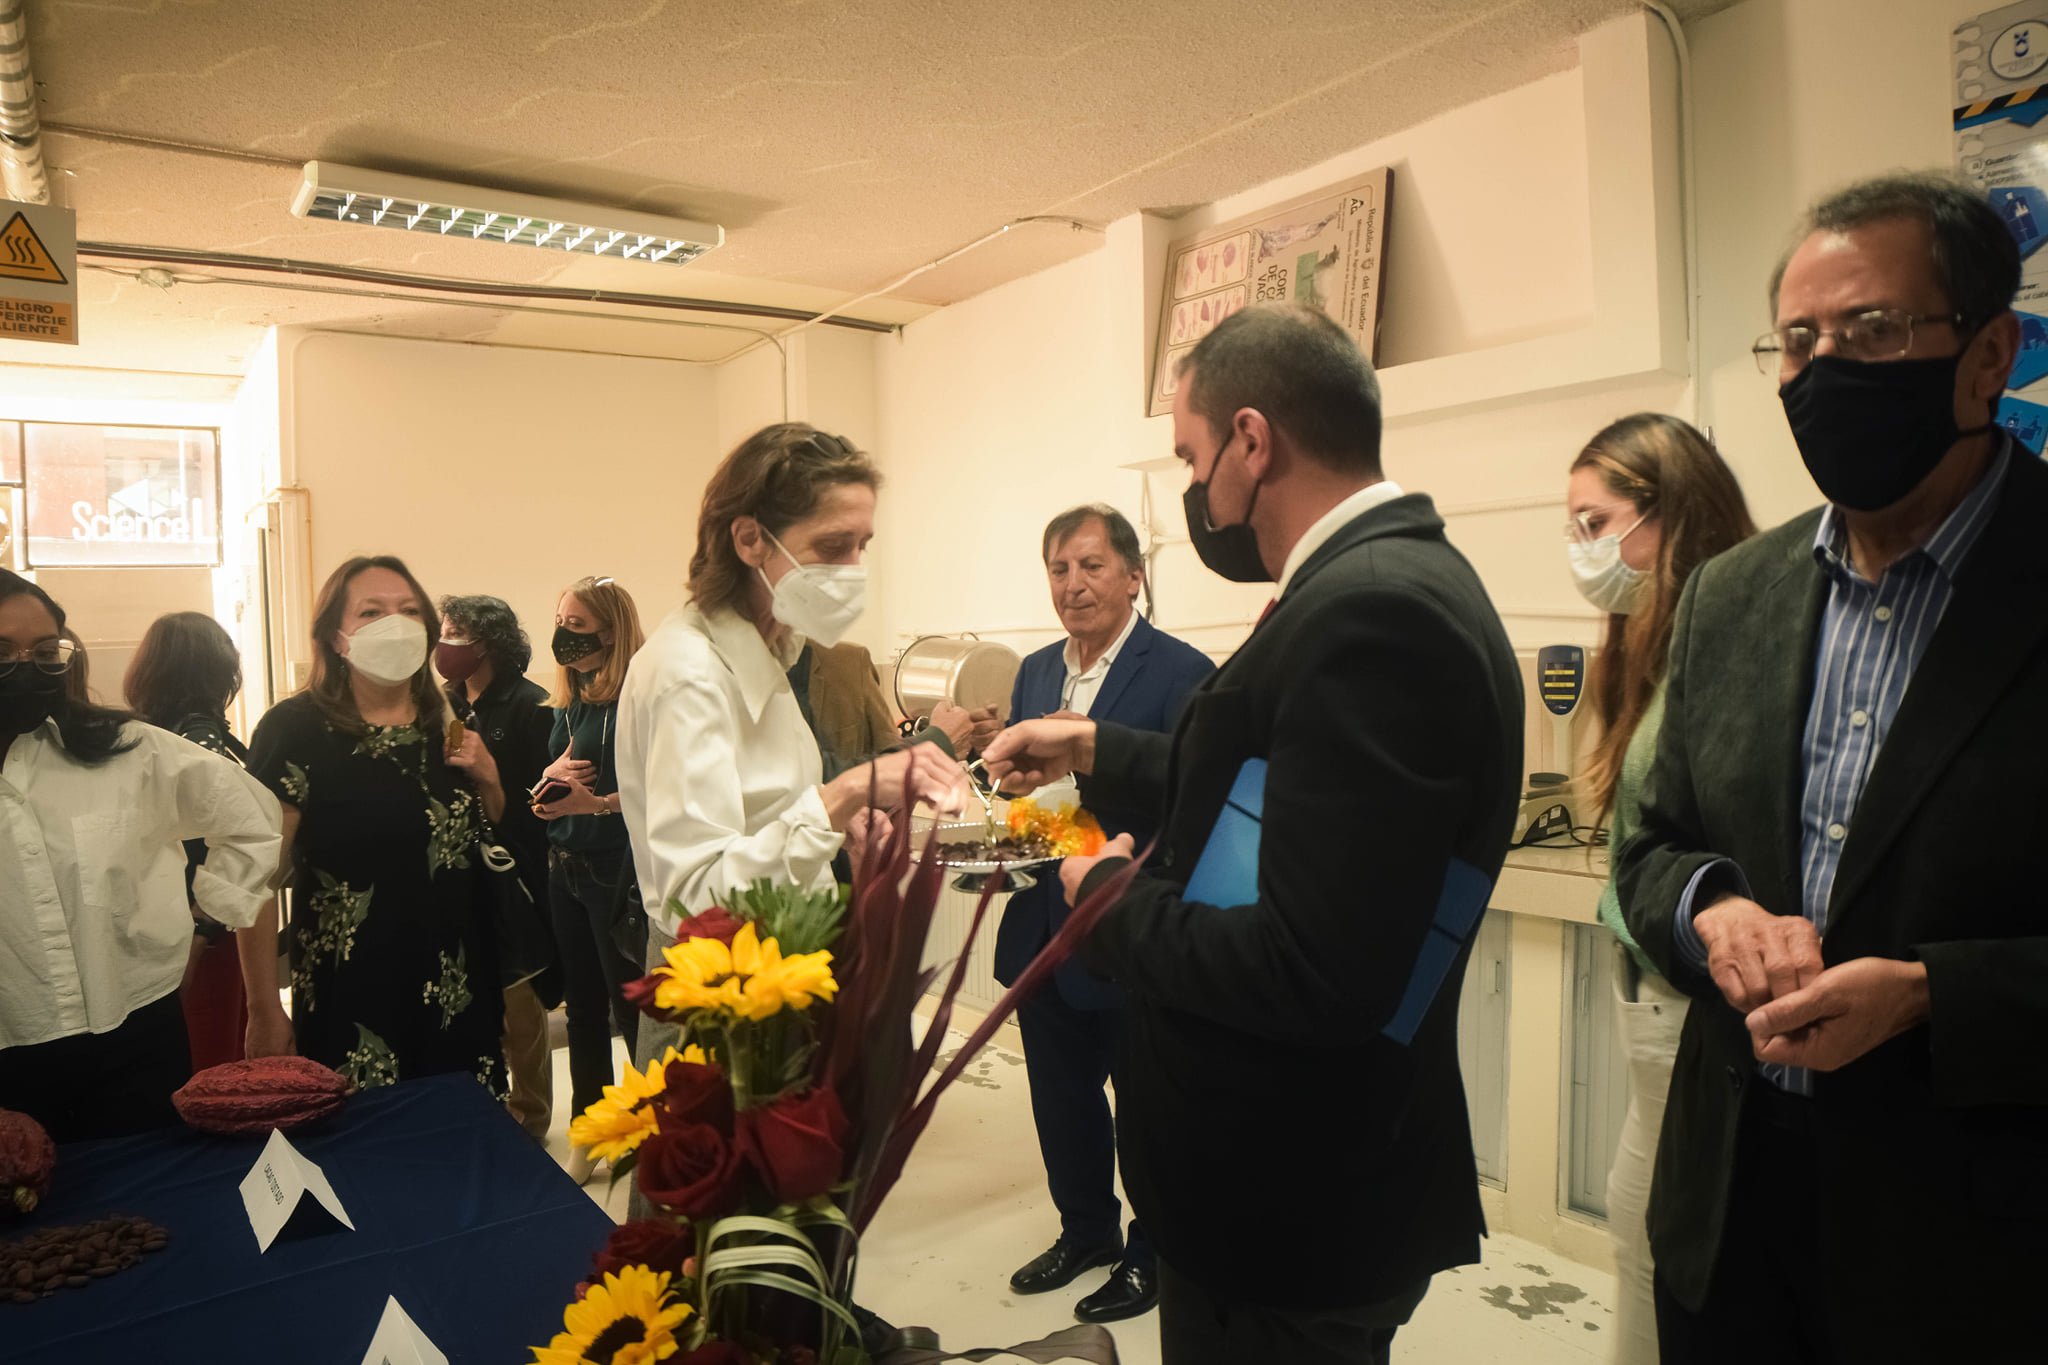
[893,634,1021,720]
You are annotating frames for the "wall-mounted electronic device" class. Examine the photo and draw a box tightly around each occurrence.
[1517,644,1585,845]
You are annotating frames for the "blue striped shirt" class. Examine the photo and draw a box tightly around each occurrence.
[1674,440,2010,1095]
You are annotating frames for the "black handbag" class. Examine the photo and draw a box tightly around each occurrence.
[607,850,650,967]
[480,826,562,1003]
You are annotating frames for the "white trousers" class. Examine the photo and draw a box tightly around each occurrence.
[1604,942,1689,1365]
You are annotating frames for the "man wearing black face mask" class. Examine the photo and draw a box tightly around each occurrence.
[1616,174,2040,1362]
[984,304,1523,1365]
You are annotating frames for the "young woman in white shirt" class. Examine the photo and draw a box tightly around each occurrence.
[617,423,967,936]
[0,571,282,1142]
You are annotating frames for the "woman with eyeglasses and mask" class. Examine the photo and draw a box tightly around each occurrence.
[533,575,645,1180]
[246,555,510,1094]
[1563,415,1754,1364]
[124,610,296,1070]
[618,423,968,969]
[0,572,281,1142]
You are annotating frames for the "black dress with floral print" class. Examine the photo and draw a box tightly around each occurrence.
[248,693,506,1095]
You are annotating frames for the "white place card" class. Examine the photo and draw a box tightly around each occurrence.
[239,1127,355,1252]
[361,1296,450,1365]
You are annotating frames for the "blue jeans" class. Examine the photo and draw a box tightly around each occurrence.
[547,844,642,1117]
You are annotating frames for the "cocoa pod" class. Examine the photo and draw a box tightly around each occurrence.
[173,1058,351,1136]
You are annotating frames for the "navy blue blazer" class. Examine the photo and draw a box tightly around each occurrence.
[992,613,1214,1007]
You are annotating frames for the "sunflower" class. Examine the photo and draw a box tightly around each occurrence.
[651,923,836,1021]
[568,1045,708,1162]
[531,1265,691,1365]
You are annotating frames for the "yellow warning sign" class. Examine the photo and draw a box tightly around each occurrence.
[0,297,74,342]
[0,213,68,284]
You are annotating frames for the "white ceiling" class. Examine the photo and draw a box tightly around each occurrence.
[6,0,1733,383]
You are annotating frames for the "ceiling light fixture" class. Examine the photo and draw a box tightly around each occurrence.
[289,162,723,268]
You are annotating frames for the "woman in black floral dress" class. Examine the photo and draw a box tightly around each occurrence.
[248,555,508,1093]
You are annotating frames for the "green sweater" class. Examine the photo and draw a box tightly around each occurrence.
[1597,684,1665,977]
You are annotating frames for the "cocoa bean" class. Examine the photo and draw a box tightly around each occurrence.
[88,1265,115,1278]
[62,1275,88,1288]
[8,1290,33,1304]
[11,1265,28,1287]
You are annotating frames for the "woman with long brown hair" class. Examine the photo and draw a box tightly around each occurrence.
[1564,414,1753,1364]
[245,555,509,1092]
[125,610,294,1069]
[533,574,646,1179]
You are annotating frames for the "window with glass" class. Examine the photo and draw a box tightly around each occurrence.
[18,422,222,568]
[0,421,20,486]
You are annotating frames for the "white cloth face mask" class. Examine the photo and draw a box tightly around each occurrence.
[344,613,429,684]
[759,528,867,647]
[1567,517,1650,615]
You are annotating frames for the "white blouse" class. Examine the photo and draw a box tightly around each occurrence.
[0,720,282,1049]
[617,604,842,935]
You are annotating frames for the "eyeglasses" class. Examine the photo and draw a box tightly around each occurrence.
[1751,309,1966,376]
[1563,501,1642,545]
[0,639,78,674]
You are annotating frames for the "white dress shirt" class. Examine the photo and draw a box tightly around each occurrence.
[0,719,282,1049]
[617,604,843,935]
[1275,479,1407,595]
[1059,606,1141,717]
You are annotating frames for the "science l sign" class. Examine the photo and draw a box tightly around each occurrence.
[22,424,221,568]
[0,199,77,346]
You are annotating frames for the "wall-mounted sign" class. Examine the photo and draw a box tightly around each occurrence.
[0,200,77,346]
[1148,167,1392,417]
[1956,3,2048,451]
[21,423,221,568]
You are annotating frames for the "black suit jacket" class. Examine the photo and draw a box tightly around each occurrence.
[1075,492,1523,1310]
[1616,449,2048,1352]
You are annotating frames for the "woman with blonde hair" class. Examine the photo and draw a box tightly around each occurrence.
[1563,414,1753,1364]
[533,575,647,1175]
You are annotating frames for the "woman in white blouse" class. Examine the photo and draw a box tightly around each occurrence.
[0,571,282,1142]
[618,423,966,938]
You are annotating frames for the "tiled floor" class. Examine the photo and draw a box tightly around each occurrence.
[539,1024,1617,1363]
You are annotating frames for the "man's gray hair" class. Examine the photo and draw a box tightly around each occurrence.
[1769,172,2021,328]
[1041,503,1144,574]
[1174,302,1382,476]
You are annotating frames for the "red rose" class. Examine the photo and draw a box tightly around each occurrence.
[591,1217,692,1282]
[622,973,683,1023]
[678,906,744,944]
[659,1057,734,1135]
[637,1120,744,1220]
[734,1088,848,1204]
[678,1344,750,1365]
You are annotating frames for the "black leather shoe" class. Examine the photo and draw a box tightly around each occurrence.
[1008,1237,1122,1294]
[1073,1254,1158,1323]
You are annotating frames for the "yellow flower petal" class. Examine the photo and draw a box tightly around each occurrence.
[566,1047,701,1162]
[538,1266,691,1365]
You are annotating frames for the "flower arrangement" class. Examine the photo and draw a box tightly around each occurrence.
[531,805,1140,1365]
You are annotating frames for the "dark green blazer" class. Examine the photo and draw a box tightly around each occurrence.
[1616,449,2048,1354]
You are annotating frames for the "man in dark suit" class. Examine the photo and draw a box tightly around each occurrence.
[990,504,1213,1324]
[985,304,1522,1365]
[1617,173,2041,1362]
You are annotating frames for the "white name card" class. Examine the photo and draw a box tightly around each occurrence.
[361,1296,450,1365]
[239,1127,355,1252]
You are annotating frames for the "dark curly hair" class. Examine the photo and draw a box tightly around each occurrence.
[438,594,532,675]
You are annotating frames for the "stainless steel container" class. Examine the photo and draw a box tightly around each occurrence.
[893,635,1021,720]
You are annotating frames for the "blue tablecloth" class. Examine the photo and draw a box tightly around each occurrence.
[7,1073,615,1363]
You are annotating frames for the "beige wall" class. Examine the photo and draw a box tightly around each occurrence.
[273,330,721,687]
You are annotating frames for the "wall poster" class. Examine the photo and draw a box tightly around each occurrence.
[1147,168,1391,417]
[1956,3,2048,451]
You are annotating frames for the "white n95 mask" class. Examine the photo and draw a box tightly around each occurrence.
[760,529,867,647]
[1567,522,1649,615]
[344,614,429,684]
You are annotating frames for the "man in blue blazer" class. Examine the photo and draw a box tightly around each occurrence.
[982,504,1213,1324]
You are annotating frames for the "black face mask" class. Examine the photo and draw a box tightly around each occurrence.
[1780,352,1995,512]
[1183,436,1271,583]
[551,624,606,667]
[0,668,64,737]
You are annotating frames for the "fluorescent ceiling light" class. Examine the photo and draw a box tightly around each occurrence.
[289,162,723,267]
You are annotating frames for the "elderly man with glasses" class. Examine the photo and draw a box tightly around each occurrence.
[1617,173,2043,1362]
